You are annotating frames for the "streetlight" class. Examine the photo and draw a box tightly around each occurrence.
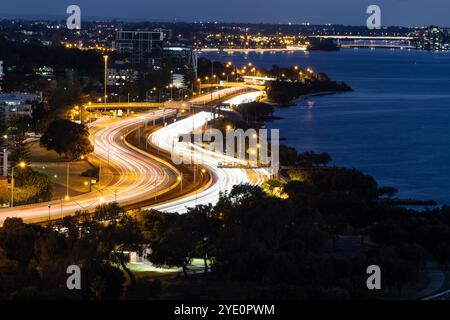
[60,197,69,218]
[66,162,70,200]
[197,78,201,94]
[177,174,183,192]
[103,55,109,106]
[10,161,26,208]
[84,180,92,192]
[48,202,52,221]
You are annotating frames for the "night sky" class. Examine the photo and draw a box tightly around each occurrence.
[1,0,449,26]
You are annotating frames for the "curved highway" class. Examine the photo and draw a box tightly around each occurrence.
[0,109,178,224]
[149,92,271,213]
[0,88,264,224]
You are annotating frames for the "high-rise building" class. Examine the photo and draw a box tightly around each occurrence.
[115,30,171,68]
[162,46,198,89]
[162,46,198,73]
[423,26,445,51]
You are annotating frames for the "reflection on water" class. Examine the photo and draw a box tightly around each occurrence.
[204,49,450,204]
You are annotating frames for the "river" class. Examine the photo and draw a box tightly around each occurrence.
[203,49,450,204]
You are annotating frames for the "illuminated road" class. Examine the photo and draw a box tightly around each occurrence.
[0,109,179,224]
[0,87,253,224]
[150,91,271,213]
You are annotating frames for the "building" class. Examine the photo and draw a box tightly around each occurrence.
[162,46,198,89]
[115,30,171,68]
[0,92,42,120]
[162,46,198,73]
[0,92,42,105]
[423,26,445,51]
[0,60,3,91]
[107,61,135,87]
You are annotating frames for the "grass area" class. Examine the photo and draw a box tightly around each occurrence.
[28,142,95,199]
[383,276,430,300]
[438,267,450,292]
[127,258,209,279]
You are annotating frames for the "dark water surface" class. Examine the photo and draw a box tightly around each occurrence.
[204,49,450,203]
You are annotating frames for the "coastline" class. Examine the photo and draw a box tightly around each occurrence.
[199,46,307,53]
[289,91,339,105]
[265,90,340,108]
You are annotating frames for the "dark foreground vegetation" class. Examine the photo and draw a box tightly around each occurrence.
[266,78,352,105]
[1,150,450,300]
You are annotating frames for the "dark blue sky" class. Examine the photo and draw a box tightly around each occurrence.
[1,0,449,26]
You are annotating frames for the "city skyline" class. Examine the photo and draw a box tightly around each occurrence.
[1,0,450,27]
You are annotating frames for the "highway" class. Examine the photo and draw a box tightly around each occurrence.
[0,109,179,224]
[0,88,266,223]
[150,92,271,213]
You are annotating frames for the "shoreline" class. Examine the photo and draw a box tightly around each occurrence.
[265,90,340,108]
[199,46,307,53]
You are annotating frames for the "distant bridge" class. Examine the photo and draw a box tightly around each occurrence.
[84,85,259,111]
[200,82,265,91]
[313,35,416,41]
[340,44,416,49]
[84,101,183,111]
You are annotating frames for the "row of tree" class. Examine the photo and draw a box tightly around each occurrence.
[3,156,450,299]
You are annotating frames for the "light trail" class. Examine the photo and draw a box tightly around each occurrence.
[149,92,271,214]
[0,87,260,224]
[0,109,178,224]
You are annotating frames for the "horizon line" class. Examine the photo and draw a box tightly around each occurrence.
[0,13,446,29]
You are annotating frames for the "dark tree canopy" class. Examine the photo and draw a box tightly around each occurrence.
[40,120,93,160]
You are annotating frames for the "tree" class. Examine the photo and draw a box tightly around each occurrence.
[9,144,31,167]
[142,211,196,277]
[94,203,143,287]
[185,205,220,274]
[12,168,52,205]
[0,218,39,266]
[377,186,398,198]
[261,179,284,196]
[237,102,274,121]
[297,151,332,167]
[30,101,51,134]
[279,144,298,166]
[40,119,93,160]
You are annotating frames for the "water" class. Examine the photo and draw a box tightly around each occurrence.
[203,49,450,204]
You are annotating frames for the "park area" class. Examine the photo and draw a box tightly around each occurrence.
[28,141,96,200]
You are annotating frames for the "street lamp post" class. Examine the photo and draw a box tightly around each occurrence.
[66,162,70,199]
[178,174,183,192]
[103,55,109,110]
[10,161,26,208]
[48,202,52,221]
